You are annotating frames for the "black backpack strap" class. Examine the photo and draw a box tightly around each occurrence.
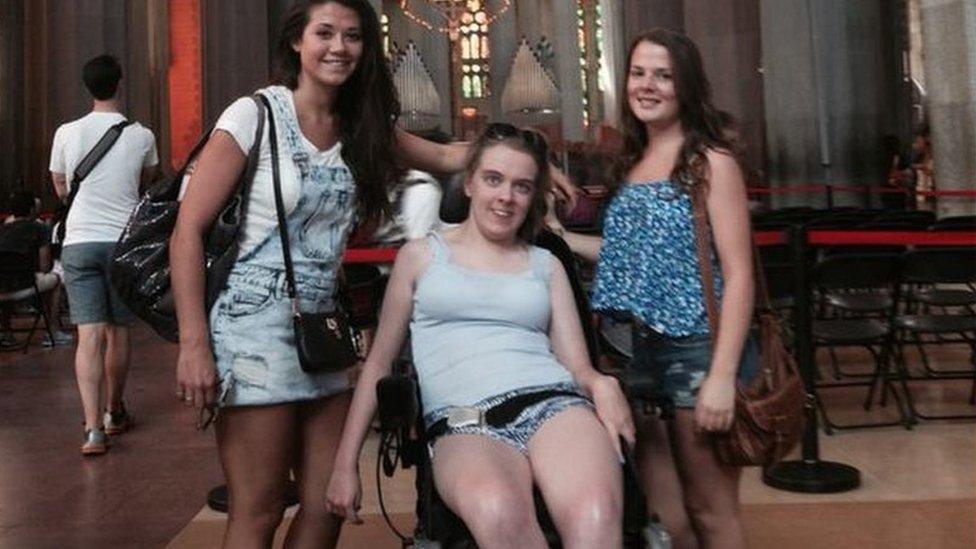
[68,119,133,198]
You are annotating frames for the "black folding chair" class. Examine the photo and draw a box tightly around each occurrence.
[809,253,912,432]
[892,248,976,421]
[0,251,55,353]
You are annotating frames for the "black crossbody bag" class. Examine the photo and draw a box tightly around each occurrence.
[56,119,133,243]
[259,94,361,373]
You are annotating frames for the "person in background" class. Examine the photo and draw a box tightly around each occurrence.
[0,191,72,349]
[49,54,159,456]
[372,129,454,246]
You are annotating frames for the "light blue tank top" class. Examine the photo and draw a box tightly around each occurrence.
[410,232,575,413]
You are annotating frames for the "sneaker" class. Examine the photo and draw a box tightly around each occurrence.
[41,330,74,348]
[81,429,108,456]
[103,403,131,435]
[0,333,18,350]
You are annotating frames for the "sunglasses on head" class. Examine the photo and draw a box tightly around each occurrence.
[484,123,549,157]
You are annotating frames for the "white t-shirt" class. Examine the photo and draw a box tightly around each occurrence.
[49,112,158,246]
[203,89,351,255]
[373,169,444,245]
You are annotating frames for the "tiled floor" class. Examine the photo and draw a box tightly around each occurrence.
[1,326,973,548]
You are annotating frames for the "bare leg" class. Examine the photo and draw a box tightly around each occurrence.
[103,325,131,411]
[217,403,297,549]
[46,284,63,331]
[671,410,745,549]
[528,407,623,549]
[283,391,352,549]
[636,413,697,549]
[433,434,547,549]
[74,323,107,430]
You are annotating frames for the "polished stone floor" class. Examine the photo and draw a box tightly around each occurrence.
[1,327,973,548]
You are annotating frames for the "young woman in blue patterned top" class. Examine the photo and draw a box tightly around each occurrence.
[548,29,756,549]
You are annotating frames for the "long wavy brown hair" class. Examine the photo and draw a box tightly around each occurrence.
[274,0,403,223]
[613,28,739,194]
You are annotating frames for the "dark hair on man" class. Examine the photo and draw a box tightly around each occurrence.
[614,28,738,194]
[273,0,403,225]
[8,190,36,218]
[82,55,122,100]
[463,123,551,242]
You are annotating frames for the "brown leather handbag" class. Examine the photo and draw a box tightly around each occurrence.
[690,186,806,467]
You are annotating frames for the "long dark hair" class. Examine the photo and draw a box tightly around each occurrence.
[274,0,402,223]
[614,28,737,194]
[464,124,551,243]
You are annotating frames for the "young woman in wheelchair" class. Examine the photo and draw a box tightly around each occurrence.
[326,124,636,548]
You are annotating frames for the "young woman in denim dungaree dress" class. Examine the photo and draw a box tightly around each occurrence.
[169,3,581,547]
[549,29,757,549]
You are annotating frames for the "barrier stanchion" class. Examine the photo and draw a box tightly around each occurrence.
[762,224,861,493]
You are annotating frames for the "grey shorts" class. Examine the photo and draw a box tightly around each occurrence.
[61,242,136,326]
[424,382,593,455]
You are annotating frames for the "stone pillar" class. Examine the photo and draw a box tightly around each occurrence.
[683,0,765,183]
[760,0,897,208]
[551,0,586,141]
[919,0,976,216]
[201,0,271,126]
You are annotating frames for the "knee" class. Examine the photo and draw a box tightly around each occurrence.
[555,486,622,543]
[76,326,106,351]
[684,495,741,536]
[227,501,285,535]
[454,484,536,537]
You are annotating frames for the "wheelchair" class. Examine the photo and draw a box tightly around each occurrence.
[372,230,673,548]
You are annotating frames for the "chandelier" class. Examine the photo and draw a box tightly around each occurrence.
[399,0,512,41]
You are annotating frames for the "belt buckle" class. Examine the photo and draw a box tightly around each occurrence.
[446,406,484,429]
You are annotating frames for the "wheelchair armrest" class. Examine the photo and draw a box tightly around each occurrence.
[376,372,420,432]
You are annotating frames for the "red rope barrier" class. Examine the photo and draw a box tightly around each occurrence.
[746,184,976,198]
[807,230,976,246]
[344,247,399,264]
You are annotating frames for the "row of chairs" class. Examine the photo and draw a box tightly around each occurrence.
[755,209,976,231]
[807,248,976,432]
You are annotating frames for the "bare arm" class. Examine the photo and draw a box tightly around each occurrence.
[544,194,602,262]
[169,131,247,408]
[38,245,52,273]
[548,257,635,453]
[696,149,754,432]
[395,128,581,207]
[140,164,160,193]
[51,173,68,201]
[395,128,470,174]
[327,239,426,522]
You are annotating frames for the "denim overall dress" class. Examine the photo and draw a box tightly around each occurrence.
[209,87,356,407]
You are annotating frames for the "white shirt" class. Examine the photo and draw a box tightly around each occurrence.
[49,112,158,246]
[373,169,444,245]
[203,87,350,255]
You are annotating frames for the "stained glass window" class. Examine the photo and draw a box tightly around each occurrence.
[458,1,490,99]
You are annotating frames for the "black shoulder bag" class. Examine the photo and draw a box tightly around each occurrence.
[258,94,360,373]
[56,118,133,243]
[111,95,266,342]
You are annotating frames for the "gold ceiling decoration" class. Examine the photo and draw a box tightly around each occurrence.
[398,0,512,41]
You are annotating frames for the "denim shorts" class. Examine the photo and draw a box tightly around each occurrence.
[61,242,136,326]
[424,382,593,455]
[209,264,353,407]
[629,324,759,409]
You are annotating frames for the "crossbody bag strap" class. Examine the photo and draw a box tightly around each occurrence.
[65,119,132,204]
[690,184,777,340]
[232,95,267,222]
[257,94,300,318]
[690,185,720,343]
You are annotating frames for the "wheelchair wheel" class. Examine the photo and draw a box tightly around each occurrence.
[413,536,442,549]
